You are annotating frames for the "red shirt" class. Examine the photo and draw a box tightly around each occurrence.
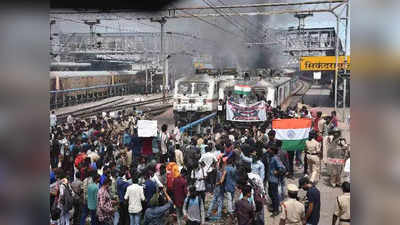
[74,153,87,168]
[141,137,153,156]
[313,117,320,131]
[331,116,338,128]
[172,176,188,208]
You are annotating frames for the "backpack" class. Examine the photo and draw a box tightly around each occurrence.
[60,184,74,211]
[185,196,202,219]
[249,180,266,212]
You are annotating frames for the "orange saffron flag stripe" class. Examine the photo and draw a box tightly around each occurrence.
[272,118,312,129]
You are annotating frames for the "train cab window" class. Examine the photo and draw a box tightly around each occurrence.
[177,82,192,95]
[193,82,209,96]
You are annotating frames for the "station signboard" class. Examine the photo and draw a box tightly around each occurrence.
[300,56,350,71]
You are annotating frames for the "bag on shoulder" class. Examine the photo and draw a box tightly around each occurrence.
[51,196,61,220]
[185,196,202,219]
[60,184,74,211]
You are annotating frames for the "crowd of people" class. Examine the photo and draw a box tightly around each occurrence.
[49,103,350,225]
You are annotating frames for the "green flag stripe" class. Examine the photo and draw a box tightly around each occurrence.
[281,139,306,152]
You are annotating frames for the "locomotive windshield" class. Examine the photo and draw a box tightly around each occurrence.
[225,87,267,104]
[193,82,209,96]
[177,82,192,95]
[177,82,209,95]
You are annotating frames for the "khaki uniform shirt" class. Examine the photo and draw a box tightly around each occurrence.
[334,193,351,224]
[318,118,326,134]
[280,198,305,225]
[305,139,321,154]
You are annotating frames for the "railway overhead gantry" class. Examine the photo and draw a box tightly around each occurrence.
[50,0,349,112]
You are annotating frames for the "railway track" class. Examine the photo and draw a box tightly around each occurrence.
[57,96,172,123]
[282,80,311,110]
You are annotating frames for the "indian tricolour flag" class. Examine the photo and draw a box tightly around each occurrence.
[234,84,251,95]
[272,118,312,151]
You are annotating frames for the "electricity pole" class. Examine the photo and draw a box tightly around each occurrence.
[84,19,100,50]
[149,17,167,103]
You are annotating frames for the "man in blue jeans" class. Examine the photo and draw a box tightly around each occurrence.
[124,175,145,225]
[206,160,225,221]
[220,157,236,222]
[268,144,286,217]
[87,174,100,225]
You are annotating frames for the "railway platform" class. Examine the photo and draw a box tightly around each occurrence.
[302,84,333,107]
[54,93,165,116]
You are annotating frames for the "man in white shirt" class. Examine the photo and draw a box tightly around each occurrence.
[199,146,217,174]
[50,111,57,128]
[67,114,74,125]
[124,175,145,225]
[191,163,207,204]
[174,144,184,168]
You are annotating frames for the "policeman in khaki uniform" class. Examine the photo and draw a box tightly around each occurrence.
[305,131,322,184]
[332,182,351,225]
[327,128,349,187]
[280,184,306,225]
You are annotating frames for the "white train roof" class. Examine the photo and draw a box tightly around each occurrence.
[175,74,213,83]
[49,71,138,78]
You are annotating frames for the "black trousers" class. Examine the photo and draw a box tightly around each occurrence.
[198,191,206,206]
[187,220,200,225]
[287,151,295,176]
[304,153,308,175]
[118,202,129,225]
[267,182,279,213]
[72,201,81,225]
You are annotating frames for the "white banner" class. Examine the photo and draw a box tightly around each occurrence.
[137,120,158,137]
[313,71,321,80]
[226,100,266,122]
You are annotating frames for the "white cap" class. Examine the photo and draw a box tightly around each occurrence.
[287,183,299,192]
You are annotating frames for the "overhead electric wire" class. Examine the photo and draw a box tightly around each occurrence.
[176,8,247,42]
[201,0,248,33]
[50,16,137,32]
[213,0,282,46]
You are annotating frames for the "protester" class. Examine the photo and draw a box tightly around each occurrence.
[183,186,205,225]
[172,168,188,225]
[49,102,349,225]
[268,144,286,217]
[142,187,173,225]
[87,174,100,225]
[235,185,255,225]
[299,176,321,225]
[97,177,116,225]
[124,175,145,225]
[206,159,225,221]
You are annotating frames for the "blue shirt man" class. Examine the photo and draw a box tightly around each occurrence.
[123,131,132,146]
[240,153,265,181]
[144,179,157,203]
[268,155,285,184]
[299,176,320,225]
[223,158,237,215]
[268,146,286,216]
